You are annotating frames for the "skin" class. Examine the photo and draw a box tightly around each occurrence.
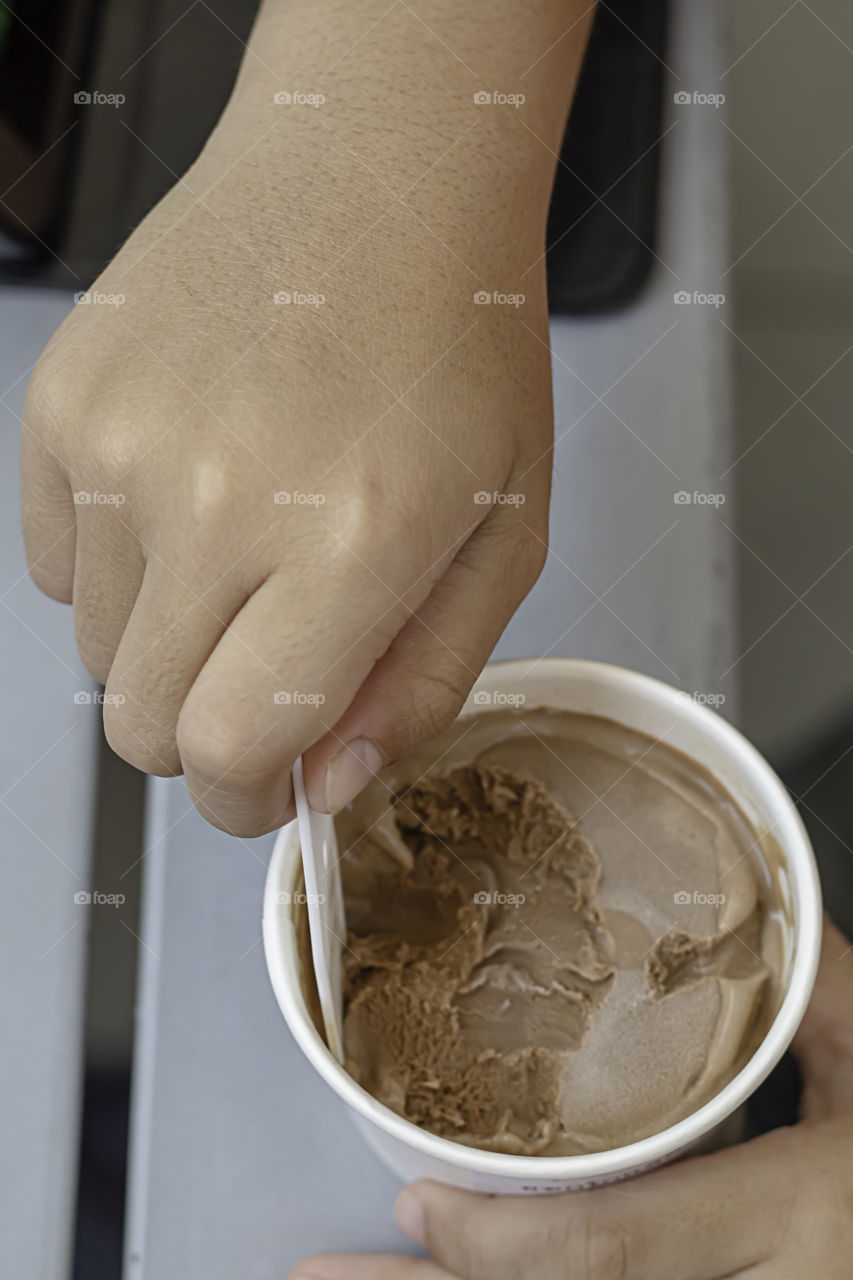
[290,918,853,1279]
[19,0,595,836]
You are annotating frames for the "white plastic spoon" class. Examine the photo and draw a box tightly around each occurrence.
[292,755,345,1063]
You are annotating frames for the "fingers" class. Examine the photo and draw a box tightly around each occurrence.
[301,511,547,814]
[287,1254,454,1280]
[19,420,77,604]
[72,505,145,683]
[174,563,420,835]
[102,554,257,776]
[395,1145,793,1280]
[792,915,853,1121]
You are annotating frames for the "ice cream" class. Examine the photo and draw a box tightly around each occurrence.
[334,708,786,1156]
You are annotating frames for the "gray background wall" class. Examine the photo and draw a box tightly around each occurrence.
[727,0,853,756]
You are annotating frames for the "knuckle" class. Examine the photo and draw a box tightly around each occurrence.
[321,477,440,578]
[477,518,548,603]
[103,700,181,776]
[176,709,274,790]
[323,487,382,567]
[73,596,119,684]
[27,556,74,604]
[183,449,241,531]
[86,420,143,481]
[189,788,288,839]
[392,656,474,744]
[482,525,547,611]
[27,346,152,484]
[74,637,113,686]
[518,528,548,589]
[24,332,99,447]
[416,669,474,736]
[23,357,66,441]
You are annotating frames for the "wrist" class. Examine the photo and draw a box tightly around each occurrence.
[202,0,593,248]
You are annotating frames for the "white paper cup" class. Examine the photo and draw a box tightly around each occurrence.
[263,659,822,1193]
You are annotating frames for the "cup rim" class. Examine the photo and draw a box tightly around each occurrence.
[263,658,822,1180]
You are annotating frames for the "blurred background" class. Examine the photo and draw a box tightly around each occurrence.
[0,1,850,1275]
[727,0,853,956]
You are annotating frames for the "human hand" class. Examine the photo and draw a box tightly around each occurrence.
[20,2,592,836]
[289,916,853,1279]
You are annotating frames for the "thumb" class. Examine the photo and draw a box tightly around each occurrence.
[791,914,853,1121]
[301,507,546,814]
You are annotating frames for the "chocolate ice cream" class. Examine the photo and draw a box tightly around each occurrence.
[334,708,787,1156]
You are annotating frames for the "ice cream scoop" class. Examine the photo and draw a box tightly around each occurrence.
[291,755,345,1063]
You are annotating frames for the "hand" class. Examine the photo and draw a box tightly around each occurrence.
[20,2,593,835]
[289,916,853,1279]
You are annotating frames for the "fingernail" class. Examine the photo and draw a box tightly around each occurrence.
[324,737,383,813]
[394,1189,425,1245]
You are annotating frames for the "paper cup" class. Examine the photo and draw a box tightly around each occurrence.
[263,659,822,1193]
